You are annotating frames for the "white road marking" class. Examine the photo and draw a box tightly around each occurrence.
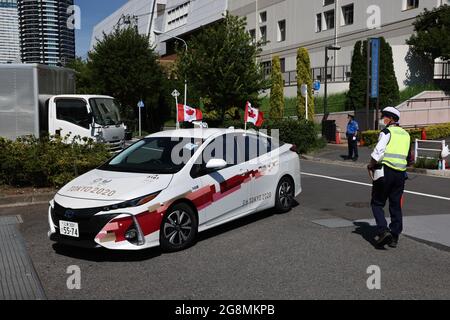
[302,172,450,201]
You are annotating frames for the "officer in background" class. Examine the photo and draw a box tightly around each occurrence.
[367,107,411,248]
[346,114,359,161]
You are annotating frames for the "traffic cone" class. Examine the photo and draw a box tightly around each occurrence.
[421,128,427,140]
[335,132,341,144]
[360,137,365,147]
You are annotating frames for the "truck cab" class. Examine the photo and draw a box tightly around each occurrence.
[43,95,126,152]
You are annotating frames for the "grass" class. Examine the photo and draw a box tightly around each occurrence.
[163,84,445,126]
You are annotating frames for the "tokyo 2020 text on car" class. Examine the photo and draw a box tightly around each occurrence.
[48,129,302,251]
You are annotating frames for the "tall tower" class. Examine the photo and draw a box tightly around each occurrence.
[17,0,75,66]
[0,0,20,64]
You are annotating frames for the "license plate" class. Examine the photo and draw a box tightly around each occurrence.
[59,220,79,238]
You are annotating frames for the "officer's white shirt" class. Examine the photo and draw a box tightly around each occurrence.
[371,131,391,163]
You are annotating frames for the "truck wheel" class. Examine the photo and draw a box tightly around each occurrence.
[160,203,197,252]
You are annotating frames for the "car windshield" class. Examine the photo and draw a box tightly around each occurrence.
[90,98,122,126]
[99,137,203,174]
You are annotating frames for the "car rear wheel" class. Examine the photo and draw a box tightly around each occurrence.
[160,203,197,252]
[275,177,295,213]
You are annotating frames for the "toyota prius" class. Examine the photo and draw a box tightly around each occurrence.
[48,128,302,251]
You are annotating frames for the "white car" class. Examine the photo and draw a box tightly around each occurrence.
[48,128,302,251]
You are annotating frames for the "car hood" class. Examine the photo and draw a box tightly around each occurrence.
[57,169,173,202]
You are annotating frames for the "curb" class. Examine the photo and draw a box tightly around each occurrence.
[0,192,55,209]
[301,155,450,178]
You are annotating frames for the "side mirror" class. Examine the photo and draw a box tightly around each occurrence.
[206,159,227,171]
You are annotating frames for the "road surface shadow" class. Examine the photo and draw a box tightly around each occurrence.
[352,222,388,250]
[52,200,300,262]
[52,243,163,262]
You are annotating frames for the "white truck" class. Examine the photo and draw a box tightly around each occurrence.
[0,64,126,152]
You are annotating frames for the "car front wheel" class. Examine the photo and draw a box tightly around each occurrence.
[275,177,295,213]
[160,203,197,252]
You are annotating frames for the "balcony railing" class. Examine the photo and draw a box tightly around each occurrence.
[281,65,352,87]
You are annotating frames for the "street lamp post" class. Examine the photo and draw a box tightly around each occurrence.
[154,30,188,108]
[323,45,341,140]
[323,45,341,117]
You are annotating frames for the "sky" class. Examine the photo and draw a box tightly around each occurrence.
[74,0,128,58]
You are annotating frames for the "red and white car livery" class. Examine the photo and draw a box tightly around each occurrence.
[48,128,302,251]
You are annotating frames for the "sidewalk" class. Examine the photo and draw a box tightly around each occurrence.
[304,143,450,178]
[308,143,372,165]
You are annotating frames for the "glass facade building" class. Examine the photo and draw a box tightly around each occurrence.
[0,0,20,63]
[17,0,75,65]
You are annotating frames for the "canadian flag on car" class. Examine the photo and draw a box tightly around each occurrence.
[177,104,203,123]
[244,101,264,127]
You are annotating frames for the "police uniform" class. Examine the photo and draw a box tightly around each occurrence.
[370,124,411,244]
[346,116,359,160]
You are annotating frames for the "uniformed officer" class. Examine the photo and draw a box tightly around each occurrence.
[346,114,360,161]
[367,107,411,248]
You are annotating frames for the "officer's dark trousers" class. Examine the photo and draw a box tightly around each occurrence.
[347,134,358,159]
[371,165,406,236]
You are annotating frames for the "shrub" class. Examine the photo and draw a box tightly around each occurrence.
[270,56,285,119]
[414,157,439,170]
[222,118,324,154]
[297,47,315,120]
[362,123,450,147]
[0,136,111,188]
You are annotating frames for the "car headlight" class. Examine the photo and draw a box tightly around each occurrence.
[102,192,161,211]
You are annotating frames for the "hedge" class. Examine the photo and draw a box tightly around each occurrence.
[362,123,450,147]
[222,118,325,154]
[0,136,111,188]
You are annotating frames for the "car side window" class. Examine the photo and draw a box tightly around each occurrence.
[244,134,273,162]
[191,134,238,178]
[56,99,91,129]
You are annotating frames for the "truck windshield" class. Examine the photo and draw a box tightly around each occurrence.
[89,98,122,126]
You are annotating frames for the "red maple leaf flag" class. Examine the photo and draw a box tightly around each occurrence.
[244,101,264,127]
[177,104,203,123]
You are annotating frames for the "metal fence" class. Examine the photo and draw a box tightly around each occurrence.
[414,139,448,171]
[279,65,352,87]
[434,61,450,80]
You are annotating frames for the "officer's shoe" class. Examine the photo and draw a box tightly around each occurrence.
[375,231,394,248]
[388,235,399,248]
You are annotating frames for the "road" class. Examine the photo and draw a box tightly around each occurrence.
[1,160,449,300]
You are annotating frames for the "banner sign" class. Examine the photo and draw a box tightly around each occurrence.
[370,38,380,99]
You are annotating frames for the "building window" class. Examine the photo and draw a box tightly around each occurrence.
[316,14,322,32]
[277,20,286,42]
[403,0,419,10]
[324,0,335,6]
[260,26,267,43]
[280,58,286,73]
[249,29,256,42]
[324,10,335,30]
[261,61,271,78]
[342,4,354,26]
[259,11,267,23]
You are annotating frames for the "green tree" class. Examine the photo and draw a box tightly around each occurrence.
[346,38,399,110]
[176,14,268,123]
[345,41,367,110]
[379,37,400,107]
[296,47,315,120]
[67,57,95,94]
[88,26,169,132]
[407,5,450,62]
[270,56,284,119]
